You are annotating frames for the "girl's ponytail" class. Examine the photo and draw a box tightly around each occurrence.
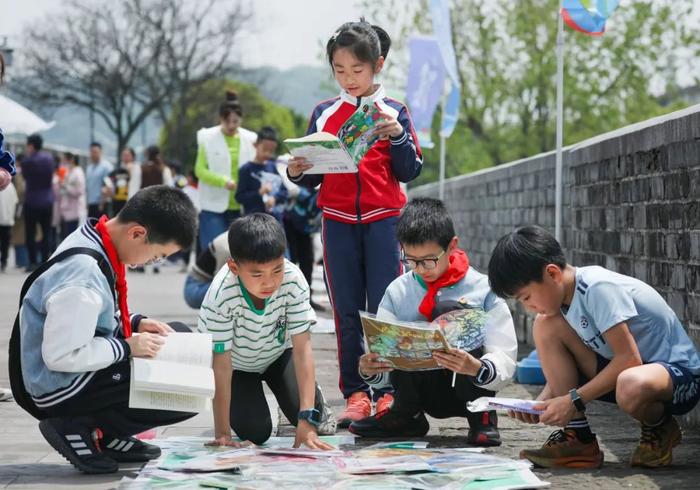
[371,24,391,60]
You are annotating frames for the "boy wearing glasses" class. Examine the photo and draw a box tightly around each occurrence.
[349,198,518,446]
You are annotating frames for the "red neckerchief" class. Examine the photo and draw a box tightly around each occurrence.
[95,215,132,338]
[418,249,470,321]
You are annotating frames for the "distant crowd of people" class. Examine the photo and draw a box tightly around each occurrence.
[0,134,198,273]
[0,92,323,286]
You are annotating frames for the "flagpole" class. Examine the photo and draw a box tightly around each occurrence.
[439,134,446,200]
[438,91,447,201]
[555,0,564,243]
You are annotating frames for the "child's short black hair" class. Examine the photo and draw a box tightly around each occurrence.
[256,126,278,144]
[488,225,568,298]
[228,213,286,264]
[27,133,43,151]
[396,197,455,250]
[117,185,197,249]
[326,18,391,68]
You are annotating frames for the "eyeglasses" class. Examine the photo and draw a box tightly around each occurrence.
[400,250,446,271]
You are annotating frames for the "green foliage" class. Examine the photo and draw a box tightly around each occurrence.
[359,0,699,186]
[160,79,307,171]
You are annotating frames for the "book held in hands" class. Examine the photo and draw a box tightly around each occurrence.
[360,307,489,371]
[129,332,215,413]
[283,103,382,174]
[360,312,450,371]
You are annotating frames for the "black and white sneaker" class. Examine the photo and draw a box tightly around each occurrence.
[38,417,118,474]
[101,435,162,462]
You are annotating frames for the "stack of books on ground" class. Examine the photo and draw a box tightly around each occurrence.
[119,437,550,489]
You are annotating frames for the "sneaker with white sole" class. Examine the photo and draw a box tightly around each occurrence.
[337,392,372,428]
[100,434,162,462]
[38,417,118,474]
[0,388,13,402]
[316,386,337,435]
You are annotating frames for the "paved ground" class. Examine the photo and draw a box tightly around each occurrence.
[1,263,699,488]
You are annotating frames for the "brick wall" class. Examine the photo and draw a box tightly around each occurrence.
[410,104,700,425]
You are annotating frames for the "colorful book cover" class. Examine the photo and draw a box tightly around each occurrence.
[431,307,488,352]
[360,312,450,371]
[283,103,382,174]
[336,103,382,163]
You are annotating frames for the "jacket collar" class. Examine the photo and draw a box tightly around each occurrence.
[338,84,385,107]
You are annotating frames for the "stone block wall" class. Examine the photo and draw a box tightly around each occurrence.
[410,104,700,424]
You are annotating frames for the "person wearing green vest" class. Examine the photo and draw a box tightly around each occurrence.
[195,90,256,250]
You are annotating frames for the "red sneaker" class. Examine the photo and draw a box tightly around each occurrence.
[375,393,394,414]
[337,392,371,428]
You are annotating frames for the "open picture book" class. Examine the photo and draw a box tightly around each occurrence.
[283,102,383,174]
[129,332,215,413]
[360,307,489,371]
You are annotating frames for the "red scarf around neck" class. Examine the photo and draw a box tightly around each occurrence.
[418,249,470,321]
[95,215,132,338]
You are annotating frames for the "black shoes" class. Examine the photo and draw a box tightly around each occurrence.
[467,410,502,447]
[101,435,161,462]
[38,417,162,473]
[38,417,118,474]
[349,409,430,438]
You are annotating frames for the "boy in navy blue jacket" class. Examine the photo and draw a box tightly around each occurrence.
[235,127,287,220]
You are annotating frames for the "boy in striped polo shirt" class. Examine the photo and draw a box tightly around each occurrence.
[198,213,335,449]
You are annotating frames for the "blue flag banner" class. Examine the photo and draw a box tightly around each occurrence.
[562,0,619,36]
[429,0,461,137]
[406,36,445,149]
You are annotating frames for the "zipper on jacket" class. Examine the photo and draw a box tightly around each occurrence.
[354,96,363,223]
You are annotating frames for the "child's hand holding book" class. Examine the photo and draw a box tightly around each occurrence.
[287,156,314,178]
[137,318,174,335]
[432,348,482,376]
[126,332,166,358]
[373,111,403,140]
[359,352,394,376]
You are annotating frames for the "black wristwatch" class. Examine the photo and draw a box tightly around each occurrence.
[298,408,321,426]
[569,388,586,413]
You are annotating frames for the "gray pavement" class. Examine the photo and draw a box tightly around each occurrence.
[1,263,699,488]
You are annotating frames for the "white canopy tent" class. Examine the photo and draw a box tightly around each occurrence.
[0,94,54,135]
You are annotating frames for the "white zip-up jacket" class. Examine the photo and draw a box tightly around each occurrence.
[361,265,518,392]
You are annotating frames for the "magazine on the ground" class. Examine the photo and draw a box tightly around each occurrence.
[360,308,489,371]
[158,447,255,472]
[360,312,450,371]
[129,332,215,413]
[124,436,551,489]
[467,396,544,415]
[258,447,346,458]
[333,455,433,474]
[283,103,382,174]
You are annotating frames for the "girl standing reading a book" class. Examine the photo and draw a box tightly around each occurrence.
[287,19,423,427]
